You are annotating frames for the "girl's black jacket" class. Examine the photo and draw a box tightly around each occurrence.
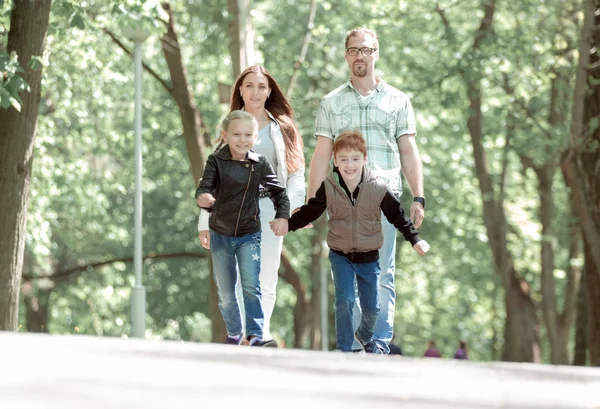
[195,145,290,237]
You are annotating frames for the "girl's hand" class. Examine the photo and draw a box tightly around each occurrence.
[196,193,215,208]
[198,230,210,249]
[413,240,430,256]
[270,218,289,237]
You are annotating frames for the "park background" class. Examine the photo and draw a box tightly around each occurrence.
[1,0,599,366]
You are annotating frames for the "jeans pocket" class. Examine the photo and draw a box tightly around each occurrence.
[252,231,262,248]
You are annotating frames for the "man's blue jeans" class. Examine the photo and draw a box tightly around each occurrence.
[329,250,380,352]
[350,216,397,353]
[210,230,264,338]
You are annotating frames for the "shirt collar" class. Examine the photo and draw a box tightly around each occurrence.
[345,77,385,93]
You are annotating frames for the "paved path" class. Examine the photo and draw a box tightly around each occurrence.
[1,332,599,408]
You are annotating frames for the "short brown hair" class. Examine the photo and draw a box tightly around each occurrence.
[333,130,367,158]
[344,27,379,49]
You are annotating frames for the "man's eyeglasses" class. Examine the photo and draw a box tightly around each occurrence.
[346,47,377,56]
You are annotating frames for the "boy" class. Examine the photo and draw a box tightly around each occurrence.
[270,130,429,353]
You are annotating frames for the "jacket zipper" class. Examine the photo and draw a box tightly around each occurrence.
[235,163,253,236]
[351,183,361,252]
[334,178,360,252]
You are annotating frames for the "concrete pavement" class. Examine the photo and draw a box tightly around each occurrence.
[1,332,599,408]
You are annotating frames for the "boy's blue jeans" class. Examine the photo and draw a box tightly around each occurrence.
[350,217,397,353]
[328,250,380,352]
[210,230,264,338]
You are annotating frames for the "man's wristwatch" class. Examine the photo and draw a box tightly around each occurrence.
[413,196,426,209]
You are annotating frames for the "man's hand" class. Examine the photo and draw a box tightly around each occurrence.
[196,193,215,208]
[198,230,210,249]
[270,218,289,237]
[410,201,424,228]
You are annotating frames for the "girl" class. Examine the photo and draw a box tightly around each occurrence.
[196,110,290,347]
[199,66,305,343]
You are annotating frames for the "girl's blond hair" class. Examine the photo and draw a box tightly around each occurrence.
[213,110,258,148]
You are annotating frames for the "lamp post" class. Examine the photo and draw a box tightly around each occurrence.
[123,28,150,338]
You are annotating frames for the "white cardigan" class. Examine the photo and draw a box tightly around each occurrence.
[197,111,305,231]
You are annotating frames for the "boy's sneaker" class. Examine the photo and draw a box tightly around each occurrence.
[364,341,386,355]
[248,336,278,348]
[225,334,244,345]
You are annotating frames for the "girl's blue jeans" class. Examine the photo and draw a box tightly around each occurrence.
[210,230,264,338]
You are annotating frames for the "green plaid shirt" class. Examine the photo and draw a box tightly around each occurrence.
[314,78,417,193]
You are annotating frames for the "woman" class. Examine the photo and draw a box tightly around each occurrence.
[199,65,305,343]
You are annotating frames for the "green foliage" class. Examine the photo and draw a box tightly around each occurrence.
[0,50,29,110]
[16,0,586,363]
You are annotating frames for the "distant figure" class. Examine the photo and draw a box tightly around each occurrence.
[423,340,441,358]
[388,343,403,355]
[454,340,468,360]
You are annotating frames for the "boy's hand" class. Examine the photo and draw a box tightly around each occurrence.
[270,218,289,236]
[198,230,210,249]
[196,193,215,208]
[413,240,430,256]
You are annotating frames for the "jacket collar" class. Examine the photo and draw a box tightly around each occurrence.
[216,144,260,162]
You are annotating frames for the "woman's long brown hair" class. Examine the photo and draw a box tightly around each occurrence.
[230,65,304,173]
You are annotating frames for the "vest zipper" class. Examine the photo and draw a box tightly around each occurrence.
[235,163,253,236]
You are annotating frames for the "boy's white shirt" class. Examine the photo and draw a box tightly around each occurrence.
[197,111,305,232]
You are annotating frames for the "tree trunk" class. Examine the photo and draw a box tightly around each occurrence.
[285,0,317,100]
[501,266,537,362]
[160,3,208,183]
[536,166,562,362]
[584,240,600,365]
[535,165,576,364]
[562,0,600,274]
[579,0,600,366]
[466,80,537,361]
[310,218,327,350]
[24,288,51,333]
[0,0,52,331]
[456,0,536,362]
[280,251,311,348]
[573,265,588,365]
[227,0,255,79]
[208,257,227,342]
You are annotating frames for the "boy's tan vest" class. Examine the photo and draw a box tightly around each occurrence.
[324,166,388,254]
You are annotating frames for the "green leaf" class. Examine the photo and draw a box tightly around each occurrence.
[70,13,85,30]
[588,116,599,132]
[10,96,22,111]
[29,56,44,71]
[0,87,20,111]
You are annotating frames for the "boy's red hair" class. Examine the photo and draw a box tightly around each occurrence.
[333,130,367,158]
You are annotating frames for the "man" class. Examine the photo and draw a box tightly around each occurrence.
[308,27,425,354]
